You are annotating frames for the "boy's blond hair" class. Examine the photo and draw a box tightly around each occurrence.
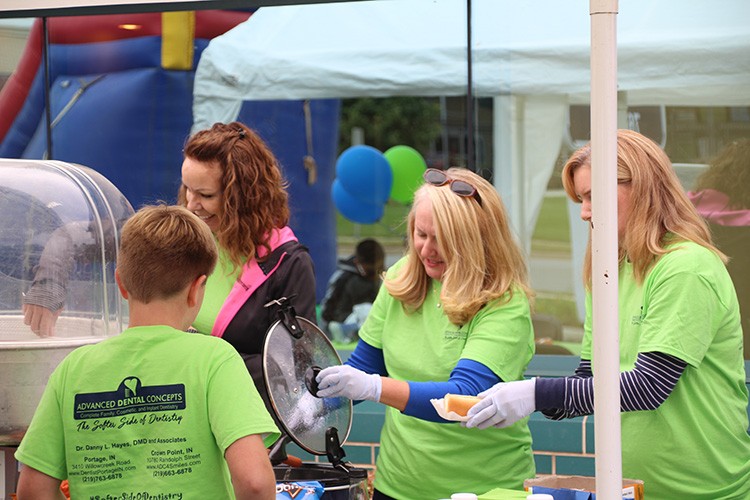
[117,205,218,303]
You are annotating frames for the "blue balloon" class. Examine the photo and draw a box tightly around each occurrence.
[332,179,384,224]
[335,145,393,205]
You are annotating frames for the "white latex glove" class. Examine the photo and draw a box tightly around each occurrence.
[316,365,382,402]
[464,378,536,429]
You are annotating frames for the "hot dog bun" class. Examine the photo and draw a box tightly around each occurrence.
[444,394,481,417]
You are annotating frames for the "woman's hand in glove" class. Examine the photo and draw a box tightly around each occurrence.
[316,365,382,402]
[464,378,536,429]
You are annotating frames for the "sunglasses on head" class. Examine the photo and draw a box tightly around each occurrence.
[423,168,482,207]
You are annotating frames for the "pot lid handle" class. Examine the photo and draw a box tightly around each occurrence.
[264,296,303,339]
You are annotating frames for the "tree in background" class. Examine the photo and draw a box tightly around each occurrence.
[339,97,441,154]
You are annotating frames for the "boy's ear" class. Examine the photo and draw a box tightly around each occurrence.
[187,275,208,308]
[115,268,129,299]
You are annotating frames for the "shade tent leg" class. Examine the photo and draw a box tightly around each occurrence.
[590,1,623,499]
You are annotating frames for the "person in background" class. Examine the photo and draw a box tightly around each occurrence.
[319,237,385,343]
[22,216,125,337]
[179,121,317,414]
[15,205,279,500]
[316,168,536,500]
[22,221,100,336]
[687,138,750,359]
[466,130,750,500]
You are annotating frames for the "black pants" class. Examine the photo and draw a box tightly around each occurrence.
[373,490,399,500]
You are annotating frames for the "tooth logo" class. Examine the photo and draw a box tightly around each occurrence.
[123,377,140,397]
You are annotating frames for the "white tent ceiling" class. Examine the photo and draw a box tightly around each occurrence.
[193,0,750,106]
[192,0,750,253]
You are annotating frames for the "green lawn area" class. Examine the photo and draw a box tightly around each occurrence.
[337,191,572,252]
[336,201,410,240]
[532,193,570,243]
[534,294,581,327]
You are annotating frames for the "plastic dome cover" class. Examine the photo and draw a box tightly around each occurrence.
[0,160,134,342]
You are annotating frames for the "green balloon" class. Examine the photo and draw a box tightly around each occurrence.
[384,145,427,204]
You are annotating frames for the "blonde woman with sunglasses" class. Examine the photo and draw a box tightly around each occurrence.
[316,167,536,500]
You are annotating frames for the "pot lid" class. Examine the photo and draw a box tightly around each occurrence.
[263,315,352,455]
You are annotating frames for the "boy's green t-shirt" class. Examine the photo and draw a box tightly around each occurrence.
[15,325,279,499]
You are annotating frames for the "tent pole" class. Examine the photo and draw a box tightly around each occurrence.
[42,16,53,160]
[590,0,622,498]
[466,0,475,172]
[440,96,450,168]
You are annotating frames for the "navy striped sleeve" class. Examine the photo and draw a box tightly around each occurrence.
[538,352,686,420]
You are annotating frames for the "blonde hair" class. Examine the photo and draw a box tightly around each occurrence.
[386,168,532,325]
[118,205,218,303]
[562,129,724,287]
[178,121,290,270]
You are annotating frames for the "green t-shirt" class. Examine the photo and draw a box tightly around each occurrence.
[581,241,750,499]
[15,325,280,499]
[193,246,240,334]
[359,258,536,500]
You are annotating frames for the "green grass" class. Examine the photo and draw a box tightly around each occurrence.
[335,201,410,241]
[337,192,572,254]
[534,294,581,327]
[531,194,570,252]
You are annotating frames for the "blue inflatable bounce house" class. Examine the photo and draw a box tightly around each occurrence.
[0,11,340,301]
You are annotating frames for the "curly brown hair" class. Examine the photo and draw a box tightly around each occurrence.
[178,122,290,270]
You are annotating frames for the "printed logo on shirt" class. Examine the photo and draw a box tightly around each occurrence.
[74,377,186,420]
[444,329,467,341]
[631,305,645,325]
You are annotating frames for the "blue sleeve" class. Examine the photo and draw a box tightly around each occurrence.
[344,345,502,422]
[344,340,387,376]
[404,359,501,422]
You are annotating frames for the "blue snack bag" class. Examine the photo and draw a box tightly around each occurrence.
[276,480,324,499]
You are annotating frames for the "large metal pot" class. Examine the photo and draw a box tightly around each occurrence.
[263,299,370,499]
[0,160,133,446]
[275,462,369,500]
[0,316,109,445]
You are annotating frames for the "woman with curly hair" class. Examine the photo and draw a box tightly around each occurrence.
[179,121,316,411]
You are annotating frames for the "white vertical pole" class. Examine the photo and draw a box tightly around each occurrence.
[493,95,525,250]
[0,448,5,498]
[589,1,622,499]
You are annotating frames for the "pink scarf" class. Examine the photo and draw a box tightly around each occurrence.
[687,189,750,227]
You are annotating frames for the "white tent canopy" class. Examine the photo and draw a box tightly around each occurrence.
[193,0,750,251]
